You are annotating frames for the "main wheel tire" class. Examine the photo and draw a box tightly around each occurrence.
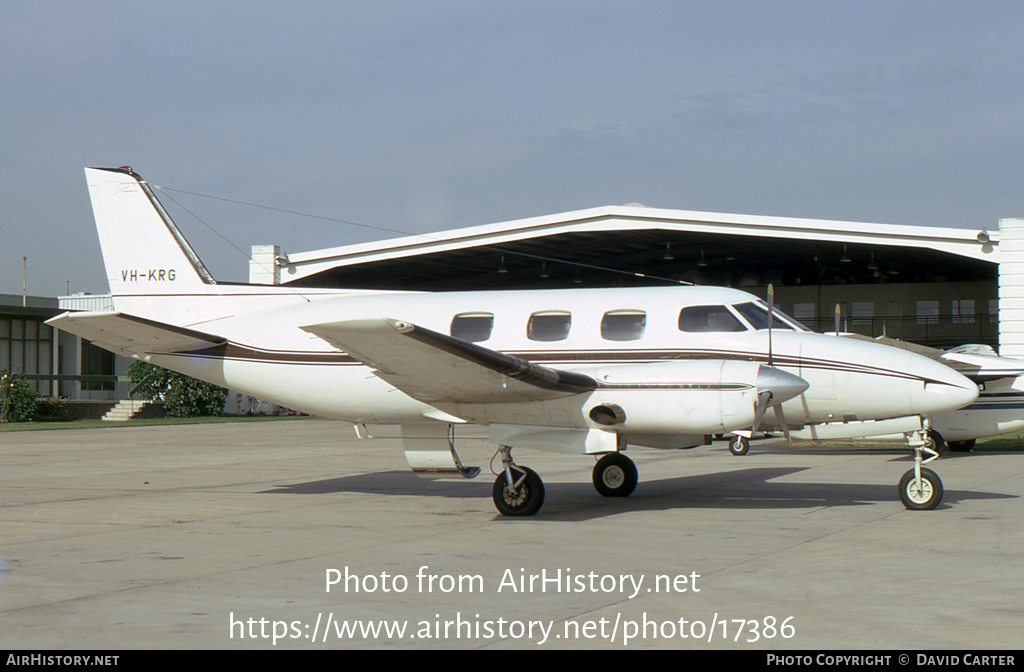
[729,436,750,456]
[926,430,947,458]
[592,453,638,497]
[898,467,944,510]
[492,467,545,517]
[948,439,976,452]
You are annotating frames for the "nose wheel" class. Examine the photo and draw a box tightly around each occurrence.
[899,467,943,510]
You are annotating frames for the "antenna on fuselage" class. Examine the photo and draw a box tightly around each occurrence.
[767,283,775,367]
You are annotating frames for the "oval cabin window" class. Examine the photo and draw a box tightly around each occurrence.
[450,312,494,342]
[601,310,646,341]
[527,311,572,342]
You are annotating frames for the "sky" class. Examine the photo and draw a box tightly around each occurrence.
[3,1,1024,297]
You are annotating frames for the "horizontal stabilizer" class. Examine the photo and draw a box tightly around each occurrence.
[46,311,225,358]
[301,318,596,404]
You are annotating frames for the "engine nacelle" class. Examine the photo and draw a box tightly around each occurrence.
[585,359,800,434]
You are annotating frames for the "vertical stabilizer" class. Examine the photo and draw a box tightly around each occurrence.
[85,166,215,297]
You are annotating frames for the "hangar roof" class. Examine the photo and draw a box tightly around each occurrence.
[276,205,999,291]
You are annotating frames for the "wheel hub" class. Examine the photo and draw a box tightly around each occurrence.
[602,466,625,489]
[502,483,529,508]
[907,478,933,504]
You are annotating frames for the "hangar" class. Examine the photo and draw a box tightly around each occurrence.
[249,204,1013,352]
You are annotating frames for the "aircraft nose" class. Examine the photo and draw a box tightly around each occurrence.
[911,358,979,416]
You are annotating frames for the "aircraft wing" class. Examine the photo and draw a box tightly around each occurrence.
[835,333,943,359]
[46,311,225,357]
[301,318,596,404]
[939,351,1024,381]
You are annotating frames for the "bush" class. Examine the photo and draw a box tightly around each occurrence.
[0,369,38,422]
[127,361,227,418]
[36,397,71,422]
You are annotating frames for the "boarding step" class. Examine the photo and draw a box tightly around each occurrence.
[101,399,153,422]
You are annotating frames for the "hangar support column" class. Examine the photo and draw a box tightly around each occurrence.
[998,218,1024,357]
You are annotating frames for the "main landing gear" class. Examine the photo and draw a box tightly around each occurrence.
[920,430,946,458]
[728,435,750,456]
[492,446,545,517]
[899,423,944,511]
[592,452,638,497]
[490,447,639,516]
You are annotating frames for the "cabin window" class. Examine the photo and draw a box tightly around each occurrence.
[601,310,646,341]
[450,312,494,342]
[678,305,746,333]
[527,311,572,341]
[732,302,795,331]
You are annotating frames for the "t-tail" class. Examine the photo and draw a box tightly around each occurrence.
[82,166,332,326]
[85,166,215,297]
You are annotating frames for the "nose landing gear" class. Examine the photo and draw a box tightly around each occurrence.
[899,422,944,510]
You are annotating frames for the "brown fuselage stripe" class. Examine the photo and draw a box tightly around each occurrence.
[157,342,956,387]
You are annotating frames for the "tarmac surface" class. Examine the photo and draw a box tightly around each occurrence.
[1,418,1022,650]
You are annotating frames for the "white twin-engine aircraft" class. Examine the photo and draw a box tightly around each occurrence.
[49,167,980,516]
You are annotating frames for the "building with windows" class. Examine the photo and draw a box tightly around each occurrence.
[1,293,132,418]
[1,294,60,396]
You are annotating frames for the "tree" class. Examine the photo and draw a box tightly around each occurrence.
[0,368,38,422]
[127,361,227,418]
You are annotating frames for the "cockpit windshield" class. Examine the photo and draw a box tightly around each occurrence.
[732,302,807,331]
[678,305,747,333]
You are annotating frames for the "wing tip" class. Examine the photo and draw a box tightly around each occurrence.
[382,318,414,334]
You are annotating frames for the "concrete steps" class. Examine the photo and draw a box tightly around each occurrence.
[101,399,152,421]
